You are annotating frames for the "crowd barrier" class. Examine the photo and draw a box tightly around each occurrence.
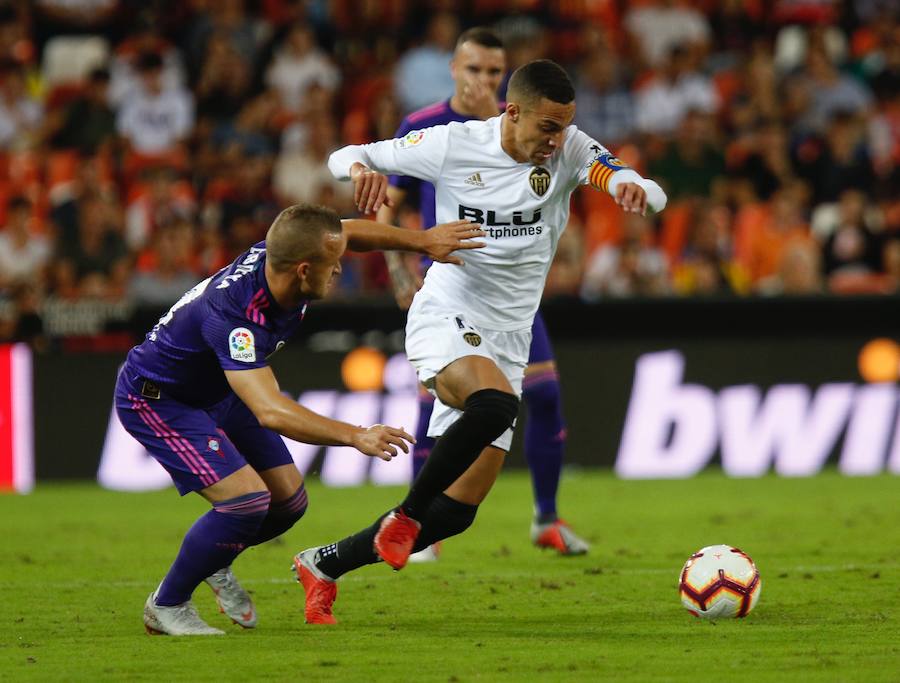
[3,295,899,492]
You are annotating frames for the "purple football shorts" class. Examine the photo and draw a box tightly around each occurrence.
[114,366,293,495]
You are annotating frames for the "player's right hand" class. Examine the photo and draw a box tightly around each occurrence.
[350,162,394,214]
[351,424,415,461]
[460,77,499,121]
[425,220,487,266]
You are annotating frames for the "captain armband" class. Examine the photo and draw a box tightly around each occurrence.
[587,153,630,193]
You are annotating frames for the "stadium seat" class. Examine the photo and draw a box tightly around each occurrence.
[42,36,110,86]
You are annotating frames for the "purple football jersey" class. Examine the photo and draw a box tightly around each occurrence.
[388,99,485,229]
[125,241,307,407]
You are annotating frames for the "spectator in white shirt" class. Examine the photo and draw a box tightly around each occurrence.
[625,0,711,69]
[635,45,719,136]
[108,20,187,106]
[393,12,459,113]
[273,114,353,213]
[116,51,194,156]
[265,23,340,113]
[0,197,51,291]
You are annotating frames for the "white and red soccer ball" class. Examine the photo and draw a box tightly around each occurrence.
[679,544,762,619]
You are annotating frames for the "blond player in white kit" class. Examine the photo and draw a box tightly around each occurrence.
[293,60,667,624]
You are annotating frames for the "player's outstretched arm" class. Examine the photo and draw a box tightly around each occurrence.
[329,126,450,213]
[224,366,414,461]
[579,138,667,215]
[607,170,667,216]
[588,158,667,216]
[342,218,486,266]
[377,186,424,310]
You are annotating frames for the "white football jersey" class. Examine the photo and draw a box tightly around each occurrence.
[330,115,665,330]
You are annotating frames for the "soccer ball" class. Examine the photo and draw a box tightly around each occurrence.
[679,544,761,619]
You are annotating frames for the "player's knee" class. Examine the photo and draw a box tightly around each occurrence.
[212,490,272,530]
[464,388,519,441]
[273,485,309,525]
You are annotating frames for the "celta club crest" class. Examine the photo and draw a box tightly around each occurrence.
[529,167,551,196]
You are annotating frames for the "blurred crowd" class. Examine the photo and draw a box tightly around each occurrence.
[0,0,899,345]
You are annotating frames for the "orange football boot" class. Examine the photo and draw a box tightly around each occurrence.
[531,519,590,555]
[373,509,422,570]
[293,549,338,624]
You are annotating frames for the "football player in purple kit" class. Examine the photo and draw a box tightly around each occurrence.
[115,204,483,635]
[377,27,588,560]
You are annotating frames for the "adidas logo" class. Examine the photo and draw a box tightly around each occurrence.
[464,172,485,187]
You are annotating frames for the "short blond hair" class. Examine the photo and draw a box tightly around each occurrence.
[265,204,342,272]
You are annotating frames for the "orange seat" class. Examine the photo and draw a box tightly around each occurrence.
[46,150,80,190]
[581,187,624,257]
[659,201,694,265]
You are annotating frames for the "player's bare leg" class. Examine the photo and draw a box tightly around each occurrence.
[294,445,504,624]
[373,355,517,568]
[434,354,514,406]
[258,463,304,501]
[444,445,506,505]
[296,356,518,625]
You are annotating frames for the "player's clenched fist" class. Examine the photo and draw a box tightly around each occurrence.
[422,220,486,265]
[351,424,416,461]
[350,162,393,214]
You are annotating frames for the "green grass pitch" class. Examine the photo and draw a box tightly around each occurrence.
[1,470,898,681]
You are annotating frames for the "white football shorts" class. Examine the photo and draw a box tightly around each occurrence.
[405,294,532,451]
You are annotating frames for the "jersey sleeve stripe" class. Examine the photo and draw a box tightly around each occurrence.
[407,102,447,124]
[589,163,615,192]
[245,288,269,325]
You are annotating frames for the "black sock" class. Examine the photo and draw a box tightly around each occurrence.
[400,389,518,520]
[315,494,479,580]
[314,512,388,580]
[412,493,478,551]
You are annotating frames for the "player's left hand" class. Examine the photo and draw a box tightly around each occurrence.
[350,162,394,214]
[615,182,648,215]
[423,220,487,265]
[351,424,415,461]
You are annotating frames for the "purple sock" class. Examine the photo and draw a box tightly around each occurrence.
[522,371,566,520]
[252,485,308,545]
[155,490,271,606]
[412,391,436,480]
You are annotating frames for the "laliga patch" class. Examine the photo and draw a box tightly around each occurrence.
[229,327,256,362]
[395,129,426,149]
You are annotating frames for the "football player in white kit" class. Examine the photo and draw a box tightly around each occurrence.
[293,60,666,623]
